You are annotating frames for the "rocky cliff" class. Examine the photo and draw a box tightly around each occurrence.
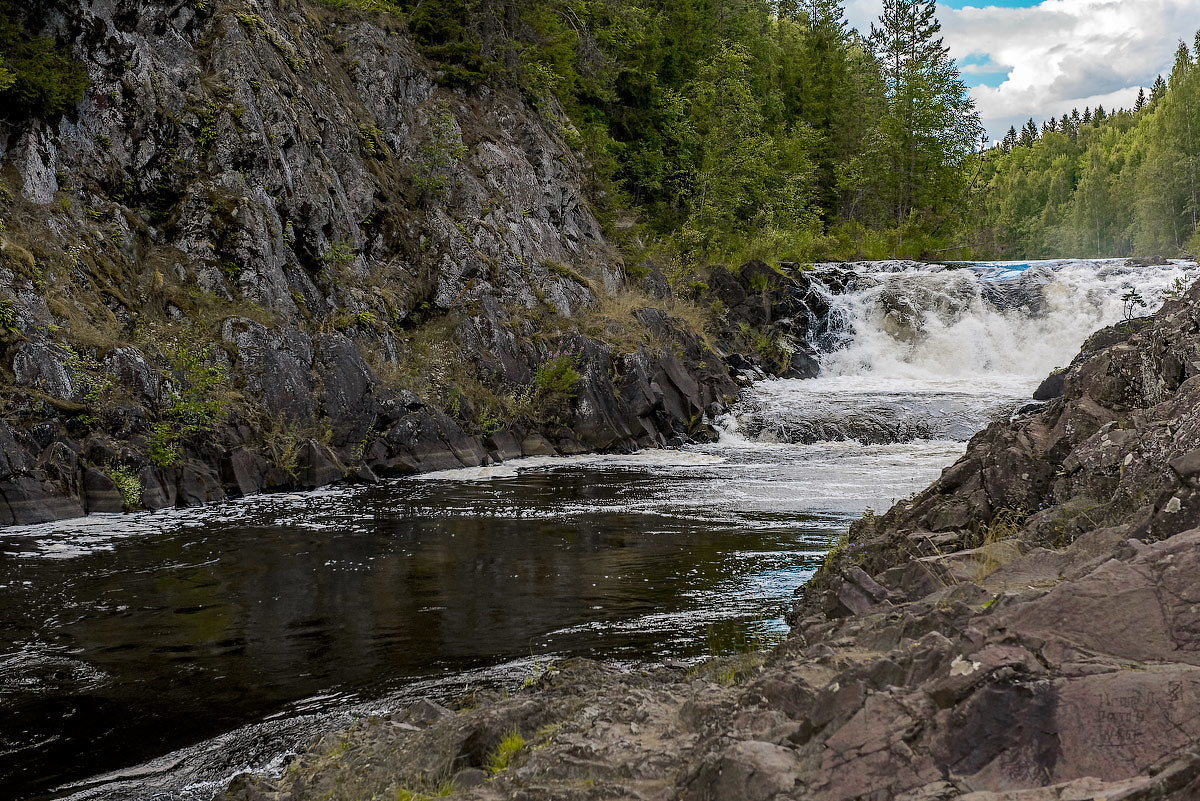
[0,0,754,526]
[221,276,1200,800]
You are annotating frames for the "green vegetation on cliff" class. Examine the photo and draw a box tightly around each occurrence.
[320,0,983,263]
[0,2,88,120]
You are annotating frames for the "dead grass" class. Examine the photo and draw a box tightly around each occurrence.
[577,285,716,354]
[371,315,540,432]
[969,508,1025,583]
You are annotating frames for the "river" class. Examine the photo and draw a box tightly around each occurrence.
[2,258,1194,801]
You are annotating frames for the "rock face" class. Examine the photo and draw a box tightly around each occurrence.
[221,278,1200,801]
[0,1,738,525]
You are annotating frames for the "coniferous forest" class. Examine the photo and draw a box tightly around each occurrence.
[309,0,1199,264]
[3,0,1196,263]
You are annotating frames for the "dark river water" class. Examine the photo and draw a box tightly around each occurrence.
[0,441,960,801]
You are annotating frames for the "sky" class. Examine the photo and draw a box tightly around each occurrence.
[841,0,1200,140]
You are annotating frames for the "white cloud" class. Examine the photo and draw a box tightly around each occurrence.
[840,0,1200,138]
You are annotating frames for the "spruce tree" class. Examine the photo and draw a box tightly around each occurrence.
[1018,118,1037,147]
[1002,125,1017,151]
[793,0,860,221]
[1152,74,1168,102]
[1082,106,1092,124]
[869,0,980,224]
[1135,87,1146,112]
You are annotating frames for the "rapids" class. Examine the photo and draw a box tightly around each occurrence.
[2,258,1195,801]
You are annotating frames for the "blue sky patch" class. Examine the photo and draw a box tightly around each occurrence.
[957,52,1012,88]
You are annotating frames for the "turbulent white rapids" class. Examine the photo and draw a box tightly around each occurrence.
[726,258,1200,445]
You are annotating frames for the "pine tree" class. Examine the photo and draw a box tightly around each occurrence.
[869,0,981,224]
[1135,87,1146,112]
[1094,104,1106,124]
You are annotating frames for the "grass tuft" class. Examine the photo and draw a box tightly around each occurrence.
[487,730,526,775]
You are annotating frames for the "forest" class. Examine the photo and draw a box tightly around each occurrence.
[978,36,1200,259]
[355,0,1200,264]
[1,0,1197,263]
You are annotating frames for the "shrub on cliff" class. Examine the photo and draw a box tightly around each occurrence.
[0,6,88,121]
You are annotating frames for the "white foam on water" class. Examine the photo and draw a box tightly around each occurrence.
[410,450,726,482]
[727,258,1200,445]
[819,258,1197,387]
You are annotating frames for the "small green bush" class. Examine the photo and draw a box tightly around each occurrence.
[0,297,17,332]
[534,352,581,396]
[148,342,230,468]
[107,465,142,511]
[321,240,358,271]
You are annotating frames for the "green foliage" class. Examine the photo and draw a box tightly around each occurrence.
[0,6,89,120]
[358,124,386,156]
[0,297,16,333]
[147,342,230,468]
[64,346,115,426]
[534,350,581,395]
[321,240,358,271]
[486,731,526,775]
[413,101,467,202]
[107,465,142,511]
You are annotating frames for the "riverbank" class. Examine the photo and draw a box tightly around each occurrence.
[222,278,1200,800]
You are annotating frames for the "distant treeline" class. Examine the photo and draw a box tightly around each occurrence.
[973,36,1200,259]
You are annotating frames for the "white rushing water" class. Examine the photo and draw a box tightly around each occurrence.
[728,258,1199,445]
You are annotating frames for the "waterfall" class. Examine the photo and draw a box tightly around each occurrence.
[724,259,1199,445]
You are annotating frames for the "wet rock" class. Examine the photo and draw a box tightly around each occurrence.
[139,466,178,511]
[1032,369,1065,401]
[296,441,344,489]
[81,466,124,513]
[521,434,557,457]
[177,462,224,507]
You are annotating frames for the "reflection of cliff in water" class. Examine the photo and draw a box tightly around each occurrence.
[2,453,883,800]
